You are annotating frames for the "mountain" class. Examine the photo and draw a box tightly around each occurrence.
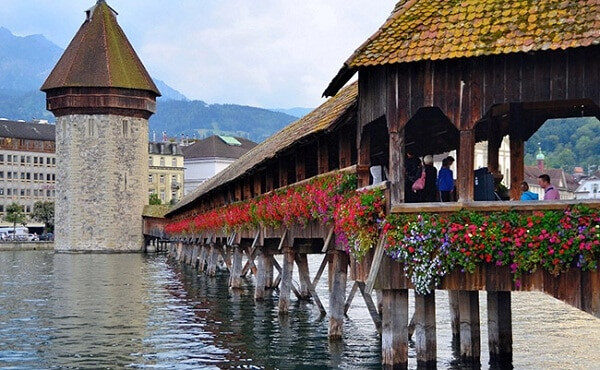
[0,27,297,142]
[272,107,313,118]
[151,101,296,142]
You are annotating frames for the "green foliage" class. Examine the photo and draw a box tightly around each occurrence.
[526,117,600,171]
[31,201,54,232]
[4,202,27,233]
[149,193,162,205]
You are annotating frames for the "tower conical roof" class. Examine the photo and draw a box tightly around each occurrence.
[41,1,160,96]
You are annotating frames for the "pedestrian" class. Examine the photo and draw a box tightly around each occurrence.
[422,155,438,202]
[437,156,455,202]
[538,174,560,200]
[404,150,423,203]
[520,181,539,201]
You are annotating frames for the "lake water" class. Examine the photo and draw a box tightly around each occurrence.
[1,250,599,369]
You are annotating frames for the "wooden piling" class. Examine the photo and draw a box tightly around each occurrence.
[255,249,267,300]
[487,291,512,366]
[198,245,207,273]
[207,244,218,277]
[414,292,437,368]
[329,250,348,340]
[381,289,408,369]
[191,245,200,268]
[230,245,243,289]
[448,290,460,341]
[459,290,481,365]
[278,247,295,314]
[264,247,274,289]
[296,254,311,300]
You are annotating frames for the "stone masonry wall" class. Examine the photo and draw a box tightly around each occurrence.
[55,114,148,252]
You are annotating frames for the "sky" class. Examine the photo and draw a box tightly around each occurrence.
[0,0,395,108]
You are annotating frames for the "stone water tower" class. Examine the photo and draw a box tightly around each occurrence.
[41,0,161,252]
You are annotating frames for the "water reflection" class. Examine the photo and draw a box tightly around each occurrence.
[0,251,599,368]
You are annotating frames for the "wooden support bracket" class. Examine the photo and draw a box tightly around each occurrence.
[365,232,387,295]
[344,281,359,315]
[295,253,327,315]
[358,282,382,333]
[321,227,334,253]
[241,230,261,276]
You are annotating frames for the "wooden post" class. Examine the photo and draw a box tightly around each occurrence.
[198,245,207,273]
[414,292,437,368]
[278,247,295,314]
[448,290,460,342]
[254,249,267,300]
[388,128,405,206]
[338,132,352,168]
[457,129,475,201]
[207,244,219,277]
[488,291,512,366]
[487,130,502,176]
[295,150,306,181]
[381,289,408,369]
[230,245,243,289]
[318,137,329,174]
[329,250,348,340]
[296,254,311,300]
[459,290,481,365]
[509,135,524,200]
[357,128,371,187]
[264,248,274,289]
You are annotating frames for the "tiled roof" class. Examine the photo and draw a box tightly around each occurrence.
[41,1,160,95]
[181,136,257,160]
[524,165,579,192]
[325,0,600,95]
[0,120,55,142]
[167,82,358,216]
[149,142,183,156]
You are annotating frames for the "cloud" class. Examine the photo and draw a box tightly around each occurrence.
[0,0,395,107]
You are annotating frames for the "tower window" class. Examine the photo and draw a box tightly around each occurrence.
[122,120,129,137]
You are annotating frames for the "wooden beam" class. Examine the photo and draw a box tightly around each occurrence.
[459,290,481,365]
[241,230,261,276]
[229,245,243,289]
[357,128,371,187]
[338,131,352,168]
[457,129,475,201]
[296,254,311,300]
[449,290,460,341]
[509,135,524,201]
[254,248,267,300]
[317,137,329,174]
[358,282,382,333]
[381,289,408,368]
[414,292,437,367]
[295,254,327,316]
[488,291,512,367]
[365,232,387,295]
[388,129,405,206]
[344,281,359,315]
[295,149,306,182]
[312,253,329,287]
[278,247,295,314]
[321,227,334,253]
[328,250,348,340]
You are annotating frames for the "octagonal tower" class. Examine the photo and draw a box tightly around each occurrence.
[41,0,161,252]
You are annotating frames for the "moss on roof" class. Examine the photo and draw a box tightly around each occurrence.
[41,2,160,95]
[143,204,171,218]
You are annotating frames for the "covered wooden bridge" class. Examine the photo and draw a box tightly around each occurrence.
[158,0,600,368]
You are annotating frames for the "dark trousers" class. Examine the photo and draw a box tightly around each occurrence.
[440,190,453,202]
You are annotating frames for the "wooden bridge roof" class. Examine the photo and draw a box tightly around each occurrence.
[167,82,358,216]
[325,0,600,96]
[41,1,160,95]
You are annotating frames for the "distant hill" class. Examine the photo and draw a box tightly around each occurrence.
[272,107,313,118]
[0,26,297,141]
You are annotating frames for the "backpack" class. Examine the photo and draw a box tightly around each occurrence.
[412,169,426,192]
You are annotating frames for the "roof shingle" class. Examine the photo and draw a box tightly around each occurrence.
[182,136,257,160]
[41,1,160,95]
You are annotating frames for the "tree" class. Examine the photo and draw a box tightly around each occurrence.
[149,193,162,205]
[31,201,54,233]
[4,202,27,236]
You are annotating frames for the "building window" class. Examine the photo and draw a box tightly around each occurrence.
[0,154,4,163]
[26,156,31,164]
[26,173,30,180]
[148,174,153,183]
[20,189,25,197]
[0,188,4,196]
[26,206,30,213]
[20,156,25,165]
[34,157,38,165]
[148,157,153,166]
[0,205,3,212]
[26,189,31,196]
[172,175,178,183]
[20,173,25,180]
[47,190,51,197]
[160,157,165,166]
[594,184,599,194]
[6,155,11,164]
[52,158,56,165]
[160,190,165,201]
[6,189,11,196]
[171,158,177,167]
[7,172,11,180]
[0,171,3,180]
[160,175,165,184]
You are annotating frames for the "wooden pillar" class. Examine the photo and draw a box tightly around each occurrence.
[295,150,306,181]
[329,250,348,340]
[198,245,207,273]
[487,131,502,176]
[230,245,243,289]
[448,290,460,342]
[278,158,289,187]
[296,254,311,300]
[457,129,476,201]
[509,135,524,200]
[381,289,408,369]
[254,249,267,300]
[388,128,405,206]
[278,247,295,314]
[264,249,274,289]
[338,133,352,168]
[414,292,437,368]
[318,137,329,174]
[207,244,219,277]
[357,128,371,187]
[458,290,481,364]
[253,173,262,197]
[487,291,512,366]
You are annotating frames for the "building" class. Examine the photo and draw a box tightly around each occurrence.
[575,178,600,200]
[148,142,184,204]
[0,120,56,220]
[181,135,256,195]
[41,0,160,252]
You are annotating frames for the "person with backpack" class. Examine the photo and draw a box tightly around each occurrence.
[405,151,423,203]
[422,155,438,202]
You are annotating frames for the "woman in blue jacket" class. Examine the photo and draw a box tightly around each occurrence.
[437,156,455,202]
